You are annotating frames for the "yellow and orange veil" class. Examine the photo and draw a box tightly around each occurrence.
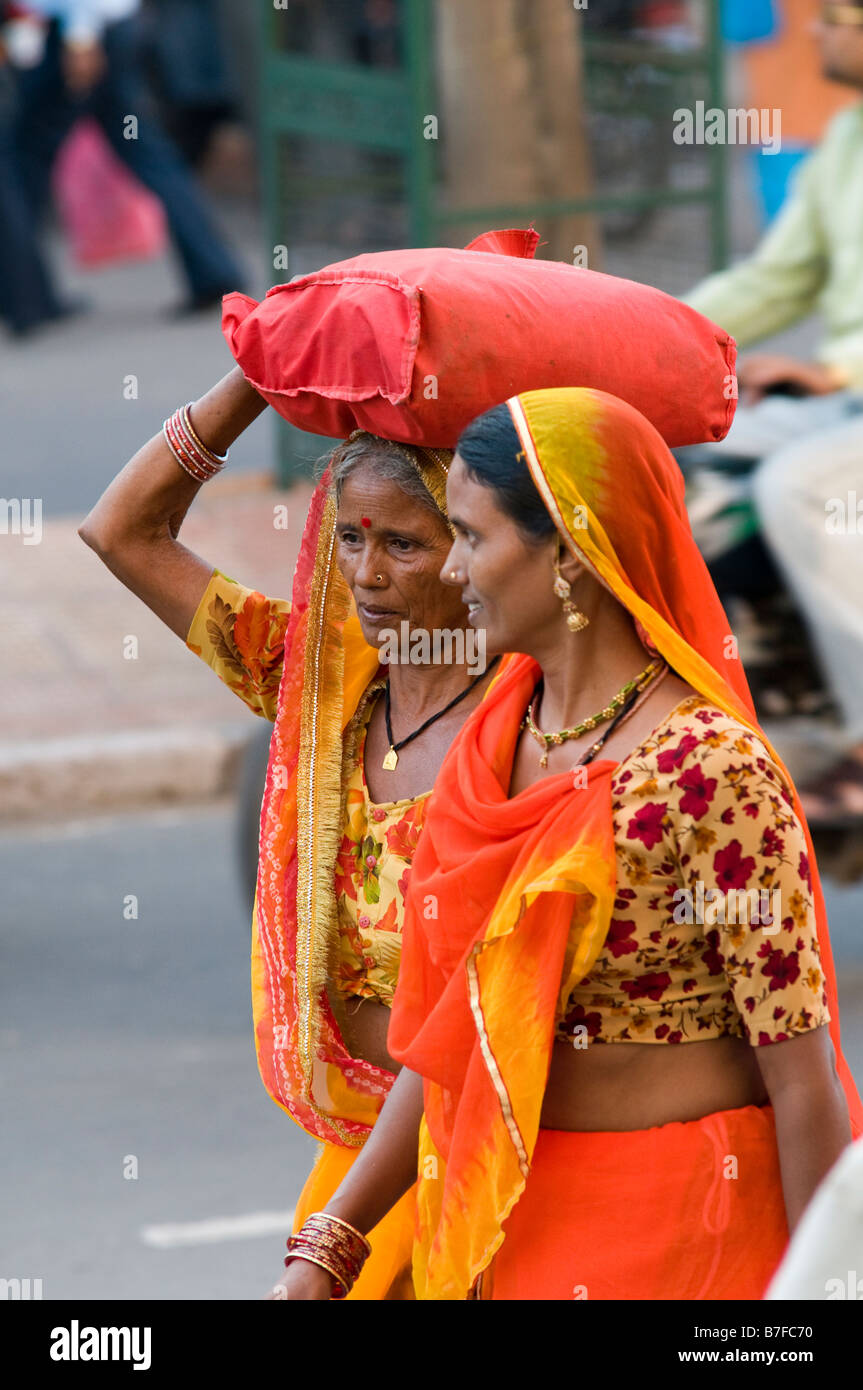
[252,435,453,1145]
[388,386,863,1300]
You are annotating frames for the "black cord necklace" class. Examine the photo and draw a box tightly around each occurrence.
[382,656,501,770]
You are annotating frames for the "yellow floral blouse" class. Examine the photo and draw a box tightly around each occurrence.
[185,568,428,1010]
[186,567,291,723]
[331,682,431,1008]
[186,572,830,1046]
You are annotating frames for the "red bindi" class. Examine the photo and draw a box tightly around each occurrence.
[360,516,372,528]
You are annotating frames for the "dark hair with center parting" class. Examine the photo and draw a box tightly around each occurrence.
[455,403,557,542]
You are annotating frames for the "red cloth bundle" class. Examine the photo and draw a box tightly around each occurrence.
[222,229,737,448]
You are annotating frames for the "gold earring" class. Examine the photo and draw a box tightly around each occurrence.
[553,538,589,633]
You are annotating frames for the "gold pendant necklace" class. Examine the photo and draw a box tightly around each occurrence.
[382,656,502,770]
[522,657,664,768]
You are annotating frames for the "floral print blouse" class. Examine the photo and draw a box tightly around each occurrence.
[185,567,291,723]
[186,571,829,1047]
[556,695,830,1047]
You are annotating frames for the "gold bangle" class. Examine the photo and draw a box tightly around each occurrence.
[309,1211,372,1257]
[182,403,228,464]
[286,1212,370,1297]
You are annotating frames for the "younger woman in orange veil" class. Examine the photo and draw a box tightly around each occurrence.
[273,386,862,1301]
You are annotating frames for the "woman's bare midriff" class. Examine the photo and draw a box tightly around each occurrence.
[541,1033,769,1131]
[334,994,769,1131]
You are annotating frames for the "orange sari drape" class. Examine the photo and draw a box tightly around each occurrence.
[388,386,863,1301]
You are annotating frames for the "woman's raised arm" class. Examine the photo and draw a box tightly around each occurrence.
[78,367,268,640]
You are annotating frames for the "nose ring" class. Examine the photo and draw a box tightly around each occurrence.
[449,569,458,579]
[375,574,383,584]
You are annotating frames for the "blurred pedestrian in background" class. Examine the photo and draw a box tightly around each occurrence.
[722,0,857,224]
[0,2,77,333]
[141,0,238,167]
[351,0,399,67]
[2,0,244,335]
[682,0,863,828]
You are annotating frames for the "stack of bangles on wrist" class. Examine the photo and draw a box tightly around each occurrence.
[284,1212,372,1298]
[162,404,228,482]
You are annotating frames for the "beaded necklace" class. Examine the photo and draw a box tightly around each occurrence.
[522,657,665,768]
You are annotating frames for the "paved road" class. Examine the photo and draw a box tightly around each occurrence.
[2,800,863,1300]
[0,801,318,1301]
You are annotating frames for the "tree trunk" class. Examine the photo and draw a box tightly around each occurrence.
[435,0,602,267]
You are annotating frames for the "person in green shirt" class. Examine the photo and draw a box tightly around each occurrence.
[682,1,863,828]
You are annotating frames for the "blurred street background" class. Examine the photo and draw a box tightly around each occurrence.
[2,0,863,1299]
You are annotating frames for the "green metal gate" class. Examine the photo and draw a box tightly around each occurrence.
[257,0,728,482]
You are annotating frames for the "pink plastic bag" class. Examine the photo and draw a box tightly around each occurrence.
[52,119,167,268]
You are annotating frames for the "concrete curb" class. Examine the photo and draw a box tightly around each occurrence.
[0,722,254,822]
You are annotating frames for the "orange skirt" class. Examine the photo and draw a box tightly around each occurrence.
[292,1140,417,1300]
[479,1103,789,1300]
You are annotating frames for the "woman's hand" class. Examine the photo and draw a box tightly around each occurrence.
[265,1259,336,1301]
[62,37,106,95]
[737,354,845,404]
